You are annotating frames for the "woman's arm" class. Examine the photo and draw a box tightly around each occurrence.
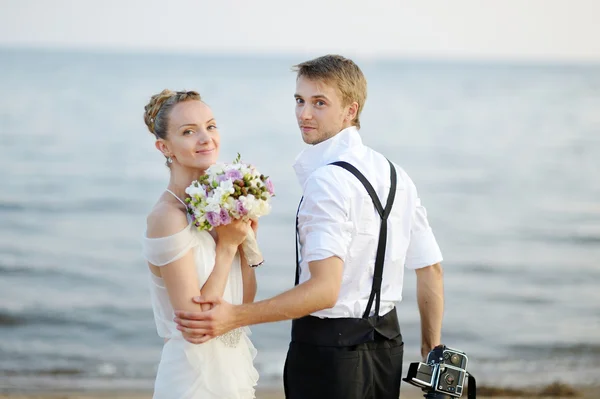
[240,219,259,303]
[147,204,250,312]
[146,204,204,313]
[197,219,252,310]
[239,246,257,303]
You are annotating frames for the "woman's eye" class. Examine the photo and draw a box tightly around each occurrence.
[295,98,304,104]
[316,101,325,106]
[208,124,218,130]
[183,129,194,135]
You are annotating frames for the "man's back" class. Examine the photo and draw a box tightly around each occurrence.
[294,126,443,318]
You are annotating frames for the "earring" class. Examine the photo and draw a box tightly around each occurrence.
[167,156,173,164]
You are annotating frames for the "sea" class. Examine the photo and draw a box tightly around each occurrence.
[0,48,599,392]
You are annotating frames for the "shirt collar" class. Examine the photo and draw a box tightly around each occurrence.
[293,126,363,187]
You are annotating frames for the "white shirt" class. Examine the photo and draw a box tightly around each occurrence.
[294,126,443,318]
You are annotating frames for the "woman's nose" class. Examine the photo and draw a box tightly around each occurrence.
[197,130,211,143]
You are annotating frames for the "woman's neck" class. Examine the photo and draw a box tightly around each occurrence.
[167,166,206,200]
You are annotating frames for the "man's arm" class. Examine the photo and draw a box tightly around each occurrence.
[174,256,343,343]
[238,256,343,323]
[415,262,444,359]
[175,169,351,343]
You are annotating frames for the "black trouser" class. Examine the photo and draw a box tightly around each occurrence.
[283,310,404,399]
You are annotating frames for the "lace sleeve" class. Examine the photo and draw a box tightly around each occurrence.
[141,224,198,266]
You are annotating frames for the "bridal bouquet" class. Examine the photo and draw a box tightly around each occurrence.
[185,154,274,267]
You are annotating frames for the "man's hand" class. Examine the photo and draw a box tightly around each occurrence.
[174,295,237,344]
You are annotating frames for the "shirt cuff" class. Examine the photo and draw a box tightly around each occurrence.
[405,228,443,269]
[303,230,350,263]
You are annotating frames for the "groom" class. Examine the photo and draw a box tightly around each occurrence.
[174,54,445,399]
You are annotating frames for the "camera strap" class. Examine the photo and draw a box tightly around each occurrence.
[467,372,477,399]
[294,160,396,317]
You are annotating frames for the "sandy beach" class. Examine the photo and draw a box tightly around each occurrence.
[0,382,596,399]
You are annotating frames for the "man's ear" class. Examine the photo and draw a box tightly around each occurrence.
[346,102,359,123]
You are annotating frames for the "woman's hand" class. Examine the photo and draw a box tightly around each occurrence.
[249,218,259,237]
[215,218,250,249]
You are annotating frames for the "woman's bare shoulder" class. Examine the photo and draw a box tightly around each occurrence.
[146,200,189,239]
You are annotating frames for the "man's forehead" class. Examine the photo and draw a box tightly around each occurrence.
[296,77,338,98]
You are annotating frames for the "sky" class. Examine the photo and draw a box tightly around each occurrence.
[1,0,599,62]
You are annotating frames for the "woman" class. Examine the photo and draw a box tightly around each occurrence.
[141,90,259,398]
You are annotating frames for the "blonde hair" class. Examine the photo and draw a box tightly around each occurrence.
[292,55,367,129]
[143,89,202,139]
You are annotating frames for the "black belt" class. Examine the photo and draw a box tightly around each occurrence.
[291,307,401,347]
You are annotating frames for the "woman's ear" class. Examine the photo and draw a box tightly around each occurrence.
[155,139,171,158]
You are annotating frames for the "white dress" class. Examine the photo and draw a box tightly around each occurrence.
[141,215,259,399]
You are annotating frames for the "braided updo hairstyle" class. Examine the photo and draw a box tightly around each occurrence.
[143,89,202,140]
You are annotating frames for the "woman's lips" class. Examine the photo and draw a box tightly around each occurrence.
[196,148,215,154]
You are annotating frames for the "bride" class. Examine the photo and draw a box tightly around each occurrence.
[141,89,259,398]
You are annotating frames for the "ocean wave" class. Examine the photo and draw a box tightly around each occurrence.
[0,202,26,212]
[0,199,142,216]
[1,368,83,376]
[520,230,600,245]
[510,342,600,356]
[0,307,135,329]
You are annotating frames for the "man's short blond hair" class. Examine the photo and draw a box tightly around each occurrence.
[293,54,367,129]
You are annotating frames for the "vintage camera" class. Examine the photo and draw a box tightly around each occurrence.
[403,345,470,397]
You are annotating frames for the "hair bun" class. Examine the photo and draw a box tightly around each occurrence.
[143,89,175,135]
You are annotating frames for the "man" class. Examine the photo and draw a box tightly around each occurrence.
[174,54,445,399]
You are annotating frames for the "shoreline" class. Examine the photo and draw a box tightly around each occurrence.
[1,382,597,399]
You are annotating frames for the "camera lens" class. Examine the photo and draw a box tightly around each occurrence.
[444,374,455,385]
[450,354,460,365]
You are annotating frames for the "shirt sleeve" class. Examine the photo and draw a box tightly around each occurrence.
[405,194,443,270]
[298,170,354,264]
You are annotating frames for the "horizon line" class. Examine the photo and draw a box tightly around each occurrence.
[2,43,600,68]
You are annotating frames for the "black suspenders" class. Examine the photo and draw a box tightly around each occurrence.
[295,160,397,319]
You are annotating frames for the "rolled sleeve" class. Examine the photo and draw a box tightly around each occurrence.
[405,198,443,269]
[299,172,353,264]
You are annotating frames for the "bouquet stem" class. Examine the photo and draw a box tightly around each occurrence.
[242,228,263,267]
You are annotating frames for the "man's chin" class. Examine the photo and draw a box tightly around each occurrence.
[301,132,321,145]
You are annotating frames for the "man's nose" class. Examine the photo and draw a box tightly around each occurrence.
[299,105,312,120]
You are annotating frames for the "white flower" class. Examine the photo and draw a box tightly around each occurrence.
[205,195,222,213]
[255,200,271,217]
[185,185,206,199]
[206,163,226,176]
[224,197,236,210]
[219,179,235,194]
[240,195,256,216]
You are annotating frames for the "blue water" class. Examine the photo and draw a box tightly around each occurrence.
[1,48,599,391]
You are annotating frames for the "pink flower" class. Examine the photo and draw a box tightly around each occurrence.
[235,200,248,216]
[265,178,274,195]
[219,208,231,225]
[216,174,229,183]
[206,211,221,227]
[225,169,243,181]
